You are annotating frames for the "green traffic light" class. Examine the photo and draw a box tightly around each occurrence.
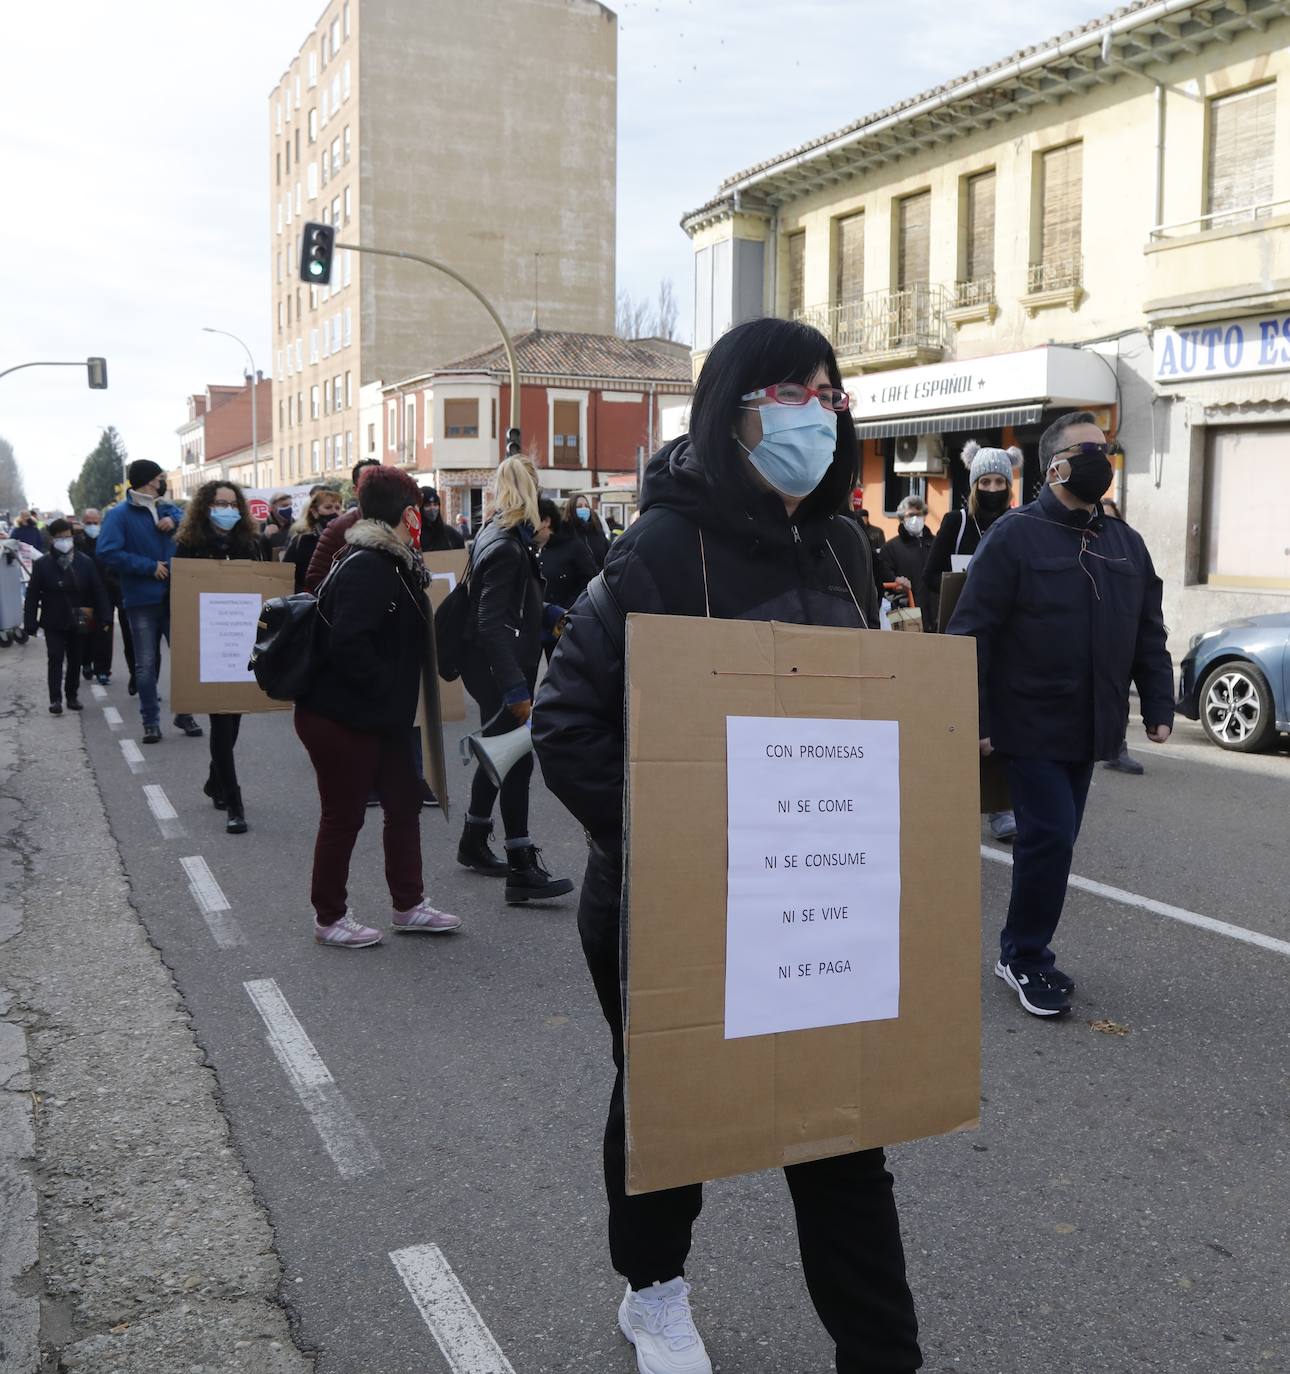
[309,261,324,277]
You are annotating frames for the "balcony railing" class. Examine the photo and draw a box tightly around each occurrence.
[1150,197,1290,241]
[952,275,996,309]
[1027,257,1083,294]
[796,283,949,361]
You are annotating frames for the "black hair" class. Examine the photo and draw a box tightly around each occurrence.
[48,518,72,537]
[538,497,561,531]
[687,317,857,519]
[351,457,379,488]
[1039,410,1098,469]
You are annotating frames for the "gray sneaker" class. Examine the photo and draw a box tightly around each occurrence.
[988,810,1017,841]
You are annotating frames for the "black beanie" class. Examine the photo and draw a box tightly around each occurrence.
[127,460,163,490]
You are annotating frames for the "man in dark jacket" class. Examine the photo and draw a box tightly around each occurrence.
[23,518,110,713]
[11,512,44,551]
[876,494,934,602]
[948,412,1174,1018]
[96,460,202,744]
[418,486,465,553]
[258,493,296,560]
[304,458,379,592]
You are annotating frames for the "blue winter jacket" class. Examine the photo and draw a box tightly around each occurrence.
[946,483,1175,763]
[96,496,183,609]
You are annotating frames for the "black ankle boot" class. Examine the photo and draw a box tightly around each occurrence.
[504,845,575,904]
[225,789,247,834]
[456,823,509,876]
[203,769,227,810]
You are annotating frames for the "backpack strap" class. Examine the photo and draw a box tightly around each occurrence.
[584,572,625,657]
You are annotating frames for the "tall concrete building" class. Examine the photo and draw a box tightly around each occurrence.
[268,0,617,488]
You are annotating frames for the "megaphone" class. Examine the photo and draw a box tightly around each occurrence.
[460,719,533,789]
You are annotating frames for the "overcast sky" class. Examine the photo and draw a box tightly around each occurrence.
[1,0,1103,509]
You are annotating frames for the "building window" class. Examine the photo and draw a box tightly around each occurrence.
[275,100,282,134]
[324,434,332,468]
[342,247,352,286]
[960,170,996,303]
[552,400,581,467]
[276,201,283,235]
[834,212,864,306]
[345,371,352,407]
[277,300,284,333]
[275,151,281,186]
[276,349,284,381]
[346,430,354,463]
[786,231,805,319]
[276,251,283,284]
[296,392,303,423]
[308,51,318,88]
[343,307,352,347]
[311,440,320,473]
[311,385,320,419]
[1207,84,1276,229]
[309,330,320,364]
[343,125,351,164]
[404,398,416,462]
[342,61,351,100]
[343,186,352,224]
[321,149,329,186]
[368,422,376,454]
[1201,426,1290,589]
[387,401,397,449]
[896,191,931,289]
[1032,141,1082,292]
[331,195,340,226]
[331,17,341,50]
[308,108,318,144]
[286,141,292,174]
[444,398,480,438]
[294,127,301,162]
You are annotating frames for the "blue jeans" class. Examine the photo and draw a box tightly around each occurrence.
[1001,756,1095,972]
[124,603,169,728]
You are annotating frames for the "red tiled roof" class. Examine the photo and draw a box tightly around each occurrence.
[439,329,692,384]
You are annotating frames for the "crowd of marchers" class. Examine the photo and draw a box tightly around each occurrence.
[6,317,1178,1374]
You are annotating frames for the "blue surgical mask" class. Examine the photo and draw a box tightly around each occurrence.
[84,524,100,539]
[210,507,241,531]
[576,507,591,522]
[737,402,837,499]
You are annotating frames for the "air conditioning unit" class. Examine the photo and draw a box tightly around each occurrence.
[893,432,946,474]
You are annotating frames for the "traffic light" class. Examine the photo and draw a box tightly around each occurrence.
[300,222,335,285]
[505,426,522,456]
[86,357,108,390]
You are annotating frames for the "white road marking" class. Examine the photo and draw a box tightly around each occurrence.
[243,979,381,1179]
[142,783,185,839]
[90,683,107,701]
[179,855,244,948]
[102,706,123,729]
[981,846,1290,958]
[390,1244,516,1374]
[119,739,146,773]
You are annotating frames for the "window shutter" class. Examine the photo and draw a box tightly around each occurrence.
[1040,143,1082,266]
[965,171,996,282]
[787,232,805,318]
[553,401,580,468]
[897,192,931,288]
[1208,84,1275,224]
[834,213,865,303]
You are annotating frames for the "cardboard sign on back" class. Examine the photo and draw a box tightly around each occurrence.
[624,614,980,1195]
[170,559,294,715]
[422,550,469,723]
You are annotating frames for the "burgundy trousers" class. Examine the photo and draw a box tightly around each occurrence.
[294,706,423,923]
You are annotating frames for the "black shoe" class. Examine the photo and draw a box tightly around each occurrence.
[174,714,204,738]
[504,845,575,904]
[96,673,111,686]
[994,961,1071,1018]
[225,790,247,835]
[127,673,137,695]
[49,702,63,715]
[82,666,94,682]
[66,697,83,711]
[420,782,439,808]
[142,725,162,744]
[1104,745,1145,776]
[1050,967,1076,995]
[203,772,227,810]
[456,823,509,876]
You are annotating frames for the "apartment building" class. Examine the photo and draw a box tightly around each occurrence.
[267,0,617,490]
[171,376,273,500]
[682,0,1290,644]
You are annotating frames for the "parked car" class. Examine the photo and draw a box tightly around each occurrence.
[1177,612,1290,752]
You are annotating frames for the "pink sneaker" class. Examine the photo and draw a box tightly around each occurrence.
[392,899,462,934]
[314,911,383,948]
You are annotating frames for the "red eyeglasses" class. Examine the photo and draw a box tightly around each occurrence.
[741,383,851,413]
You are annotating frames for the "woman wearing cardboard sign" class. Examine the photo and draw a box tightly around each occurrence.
[174,482,263,834]
[533,318,921,1374]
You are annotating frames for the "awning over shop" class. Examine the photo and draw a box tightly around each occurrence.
[854,404,1044,440]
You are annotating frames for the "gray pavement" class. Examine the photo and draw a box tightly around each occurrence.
[4,636,1289,1373]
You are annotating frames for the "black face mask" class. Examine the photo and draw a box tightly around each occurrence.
[975,488,1010,521]
[156,479,167,498]
[317,513,338,528]
[1062,453,1114,504]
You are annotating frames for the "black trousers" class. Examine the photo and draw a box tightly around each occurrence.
[44,629,84,704]
[91,598,134,678]
[208,714,242,798]
[461,664,534,841]
[578,845,923,1374]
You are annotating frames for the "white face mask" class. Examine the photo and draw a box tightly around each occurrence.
[903,514,925,536]
[53,537,75,554]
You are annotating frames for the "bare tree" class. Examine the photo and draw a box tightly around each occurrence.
[615,289,653,341]
[654,278,679,341]
[0,437,29,515]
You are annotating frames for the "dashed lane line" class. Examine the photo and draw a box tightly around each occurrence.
[179,855,245,948]
[389,1244,517,1374]
[981,845,1290,958]
[141,783,185,839]
[102,705,123,729]
[119,738,146,774]
[243,978,381,1180]
[90,683,107,701]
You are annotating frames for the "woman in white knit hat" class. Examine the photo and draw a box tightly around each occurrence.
[921,439,1021,841]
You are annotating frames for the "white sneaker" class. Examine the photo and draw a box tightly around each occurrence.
[314,911,383,948]
[618,1278,712,1374]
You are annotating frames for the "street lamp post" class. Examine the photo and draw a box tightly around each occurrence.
[201,327,260,487]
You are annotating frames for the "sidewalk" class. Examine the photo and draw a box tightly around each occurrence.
[0,647,312,1374]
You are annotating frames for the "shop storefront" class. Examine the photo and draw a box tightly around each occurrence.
[846,346,1117,535]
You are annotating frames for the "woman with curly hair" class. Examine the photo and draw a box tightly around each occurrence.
[174,481,261,834]
[283,488,343,593]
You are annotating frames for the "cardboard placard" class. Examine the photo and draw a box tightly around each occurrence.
[624,614,981,1195]
[422,551,469,723]
[938,571,968,634]
[170,560,294,714]
[416,581,451,822]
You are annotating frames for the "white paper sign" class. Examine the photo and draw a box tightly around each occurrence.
[430,571,458,593]
[724,716,901,1039]
[950,554,973,573]
[198,593,263,684]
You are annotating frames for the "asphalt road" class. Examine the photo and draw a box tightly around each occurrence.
[77,660,1289,1374]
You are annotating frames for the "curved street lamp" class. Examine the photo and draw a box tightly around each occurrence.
[201,326,262,487]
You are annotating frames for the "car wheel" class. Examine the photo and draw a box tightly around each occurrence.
[1199,660,1276,752]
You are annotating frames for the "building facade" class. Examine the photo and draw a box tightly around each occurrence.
[267,0,617,492]
[682,0,1290,645]
[379,330,692,528]
[171,376,274,500]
